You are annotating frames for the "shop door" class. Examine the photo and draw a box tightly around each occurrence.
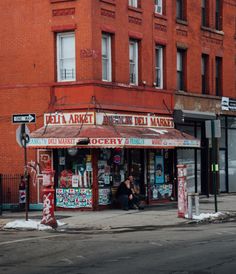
[129,150,145,195]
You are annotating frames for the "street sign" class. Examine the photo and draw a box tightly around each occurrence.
[16,124,30,147]
[205,120,221,138]
[12,113,36,124]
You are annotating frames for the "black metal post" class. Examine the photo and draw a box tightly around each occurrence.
[21,124,29,221]
[211,120,218,212]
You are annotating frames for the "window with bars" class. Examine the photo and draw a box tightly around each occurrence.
[102,33,112,82]
[129,40,138,85]
[154,0,163,15]
[57,32,76,82]
[129,0,138,8]
[155,45,164,89]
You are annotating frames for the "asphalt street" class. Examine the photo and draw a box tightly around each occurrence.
[0,220,236,274]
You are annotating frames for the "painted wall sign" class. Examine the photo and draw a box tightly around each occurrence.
[28,137,200,148]
[44,112,95,126]
[96,113,174,128]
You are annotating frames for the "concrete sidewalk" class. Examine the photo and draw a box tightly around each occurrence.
[0,194,236,231]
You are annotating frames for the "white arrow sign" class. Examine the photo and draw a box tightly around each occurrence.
[12,113,36,124]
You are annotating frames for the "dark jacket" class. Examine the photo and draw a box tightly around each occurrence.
[116,181,132,198]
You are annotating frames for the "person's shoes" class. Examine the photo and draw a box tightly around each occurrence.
[123,207,129,211]
[138,205,144,210]
[130,205,138,210]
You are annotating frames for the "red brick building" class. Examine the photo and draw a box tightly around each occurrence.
[0,0,235,210]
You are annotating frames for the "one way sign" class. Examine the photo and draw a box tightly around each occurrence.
[12,113,36,124]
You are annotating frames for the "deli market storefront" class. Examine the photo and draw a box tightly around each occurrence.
[28,111,200,210]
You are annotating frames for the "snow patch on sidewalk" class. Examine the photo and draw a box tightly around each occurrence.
[4,219,66,230]
[185,212,225,220]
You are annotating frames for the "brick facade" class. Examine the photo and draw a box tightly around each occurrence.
[0,0,235,201]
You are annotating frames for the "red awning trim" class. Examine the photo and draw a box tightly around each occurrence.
[28,125,200,148]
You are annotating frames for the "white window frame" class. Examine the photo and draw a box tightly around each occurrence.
[155,45,163,89]
[129,40,138,85]
[57,32,76,82]
[102,34,112,82]
[129,0,138,8]
[155,0,163,15]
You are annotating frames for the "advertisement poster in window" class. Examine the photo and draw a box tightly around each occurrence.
[155,155,164,184]
[37,149,53,175]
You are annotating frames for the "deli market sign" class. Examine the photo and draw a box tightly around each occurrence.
[44,112,174,128]
[28,137,200,148]
[44,112,95,126]
[97,113,174,128]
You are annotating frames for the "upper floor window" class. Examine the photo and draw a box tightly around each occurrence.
[201,54,209,94]
[154,0,163,15]
[201,0,209,27]
[215,56,222,96]
[155,45,164,89]
[57,32,76,82]
[102,33,112,82]
[176,0,186,21]
[215,0,222,30]
[129,0,138,8]
[177,49,186,90]
[129,40,138,85]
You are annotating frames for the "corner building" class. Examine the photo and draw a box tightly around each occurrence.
[0,0,235,210]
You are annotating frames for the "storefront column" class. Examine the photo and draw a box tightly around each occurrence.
[92,149,99,210]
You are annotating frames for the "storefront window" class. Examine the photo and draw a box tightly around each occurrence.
[228,129,236,192]
[177,149,195,193]
[55,148,93,208]
[227,117,236,128]
[97,148,127,205]
[148,149,173,200]
[219,150,227,192]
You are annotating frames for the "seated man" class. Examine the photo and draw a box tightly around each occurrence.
[131,181,145,210]
[116,175,135,210]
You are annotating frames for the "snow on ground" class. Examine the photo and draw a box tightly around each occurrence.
[185,212,225,220]
[4,219,66,230]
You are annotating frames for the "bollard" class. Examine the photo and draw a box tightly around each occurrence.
[187,193,193,219]
[187,193,200,219]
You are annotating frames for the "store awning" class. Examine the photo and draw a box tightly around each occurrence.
[28,125,200,148]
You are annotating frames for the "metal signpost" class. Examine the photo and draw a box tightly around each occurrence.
[205,120,221,212]
[13,113,36,221]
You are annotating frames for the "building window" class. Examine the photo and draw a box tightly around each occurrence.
[201,0,209,27]
[129,40,138,85]
[215,56,222,96]
[215,0,222,30]
[154,0,163,15]
[129,0,138,8]
[57,32,76,82]
[201,54,209,94]
[176,0,185,21]
[177,49,185,91]
[155,45,164,89]
[102,33,112,82]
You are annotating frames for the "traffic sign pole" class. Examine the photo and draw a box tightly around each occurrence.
[21,124,29,221]
[12,113,36,221]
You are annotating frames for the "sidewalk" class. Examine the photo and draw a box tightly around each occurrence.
[1,194,236,231]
